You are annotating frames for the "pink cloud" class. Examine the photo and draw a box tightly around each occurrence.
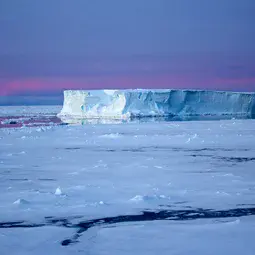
[1,53,255,96]
[1,73,255,96]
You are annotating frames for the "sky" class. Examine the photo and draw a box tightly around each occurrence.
[0,0,255,104]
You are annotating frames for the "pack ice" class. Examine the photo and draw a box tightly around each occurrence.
[58,89,255,119]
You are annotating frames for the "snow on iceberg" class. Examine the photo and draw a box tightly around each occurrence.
[58,89,255,120]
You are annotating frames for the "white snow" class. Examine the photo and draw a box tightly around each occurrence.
[58,89,255,120]
[0,105,61,117]
[13,199,30,205]
[0,106,255,254]
[55,187,62,196]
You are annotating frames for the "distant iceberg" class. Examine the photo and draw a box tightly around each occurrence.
[58,89,255,121]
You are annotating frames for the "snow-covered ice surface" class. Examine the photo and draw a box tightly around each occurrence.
[1,106,255,254]
[0,106,62,128]
[0,105,62,117]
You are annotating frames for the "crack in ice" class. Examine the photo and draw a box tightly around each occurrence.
[1,207,255,247]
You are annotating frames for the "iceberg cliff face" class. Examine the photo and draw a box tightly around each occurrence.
[58,89,255,120]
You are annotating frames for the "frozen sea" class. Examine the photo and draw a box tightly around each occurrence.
[1,105,255,254]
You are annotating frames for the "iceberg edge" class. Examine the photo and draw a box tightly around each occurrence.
[58,89,255,120]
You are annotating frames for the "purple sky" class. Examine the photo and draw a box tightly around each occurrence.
[0,0,255,103]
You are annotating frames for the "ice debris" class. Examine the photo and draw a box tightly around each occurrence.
[55,187,62,195]
[13,199,30,205]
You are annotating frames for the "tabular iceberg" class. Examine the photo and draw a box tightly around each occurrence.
[58,89,255,120]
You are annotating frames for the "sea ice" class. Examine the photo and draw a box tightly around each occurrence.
[0,105,255,254]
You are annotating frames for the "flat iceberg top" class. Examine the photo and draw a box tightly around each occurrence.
[58,89,255,120]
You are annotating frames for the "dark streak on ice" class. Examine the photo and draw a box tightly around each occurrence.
[190,154,213,158]
[96,147,250,153]
[9,178,30,181]
[187,148,249,152]
[64,147,81,150]
[0,221,45,228]
[56,146,250,153]
[0,207,255,246]
[58,146,254,164]
[190,155,255,163]
[38,178,57,181]
[216,157,255,163]
[9,121,18,125]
